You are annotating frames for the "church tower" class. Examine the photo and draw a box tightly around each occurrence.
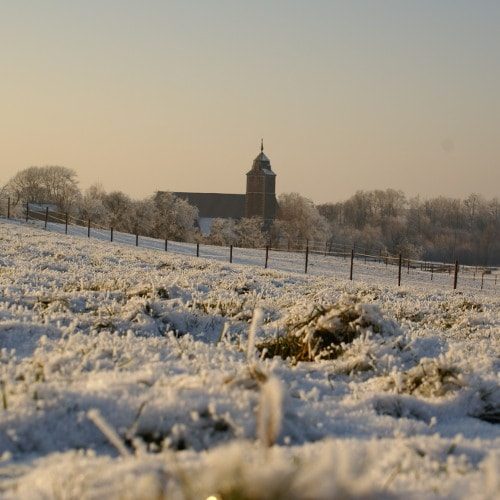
[245,140,277,224]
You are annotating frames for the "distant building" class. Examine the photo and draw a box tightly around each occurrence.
[245,141,277,222]
[172,141,277,234]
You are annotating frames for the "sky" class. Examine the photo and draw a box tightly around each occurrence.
[1,0,499,203]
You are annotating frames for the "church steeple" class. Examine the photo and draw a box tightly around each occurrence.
[245,141,277,224]
[249,141,273,173]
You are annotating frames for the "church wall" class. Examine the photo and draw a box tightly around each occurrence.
[245,173,265,218]
[263,175,276,221]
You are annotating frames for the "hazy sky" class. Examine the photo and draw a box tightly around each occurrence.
[1,0,499,203]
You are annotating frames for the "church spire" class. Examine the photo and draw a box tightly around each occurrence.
[261,138,264,152]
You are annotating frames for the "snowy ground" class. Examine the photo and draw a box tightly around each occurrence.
[0,220,498,499]
[4,215,499,294]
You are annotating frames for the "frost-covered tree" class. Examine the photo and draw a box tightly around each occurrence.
[273,193,330,248]
[152,192,198,242]
[78,183,108,225]
[132,198,157,236]
[79,188,160,236]
[318,190,500,264]
[234,218,267,248]
[207,218,237,246]
[101,191,136,233]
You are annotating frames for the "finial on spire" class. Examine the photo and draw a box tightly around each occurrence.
[261,138,264,152]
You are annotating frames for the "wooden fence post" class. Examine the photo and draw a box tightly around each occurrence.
[111,227,114,242]
[65,213,68,235]
[398,254,402,286]
[7,197,10,219]
[229,244,233,263]
[407,259,410,274]
[350,248,354,281]
[431,264,434,280]
[135,234,139,246]
[165,238,168,252]
[87,219,91,238]
[44,207,49,229]
[265,246,269,269]
[453,260,459,290]
[305,243,309,274]
[481,273,484,290]
[196,242,200,257]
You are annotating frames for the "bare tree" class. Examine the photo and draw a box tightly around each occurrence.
[3,166,80,212]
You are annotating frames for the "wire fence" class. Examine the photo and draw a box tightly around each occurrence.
[0,198,498,293]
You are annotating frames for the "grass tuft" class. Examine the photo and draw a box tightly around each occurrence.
[386,358,464,397]
[257,298,390,363]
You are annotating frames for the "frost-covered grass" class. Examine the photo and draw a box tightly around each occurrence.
[0,221,499,499]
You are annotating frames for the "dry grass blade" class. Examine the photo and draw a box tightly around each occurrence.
[257,299,388,363]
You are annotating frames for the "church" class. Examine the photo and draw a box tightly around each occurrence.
[172,141,278,234]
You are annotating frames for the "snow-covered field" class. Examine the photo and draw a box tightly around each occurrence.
[0,220,498,499]
[5,216,498,294]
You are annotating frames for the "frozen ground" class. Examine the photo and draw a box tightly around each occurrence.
[0,220,498,499]
[7,215,497,293]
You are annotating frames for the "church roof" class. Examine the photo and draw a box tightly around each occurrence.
[173,192,245,219]
[247,141,275,176]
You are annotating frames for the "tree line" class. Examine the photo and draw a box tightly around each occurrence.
[1,166,498,265]
[317,189,499,265]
